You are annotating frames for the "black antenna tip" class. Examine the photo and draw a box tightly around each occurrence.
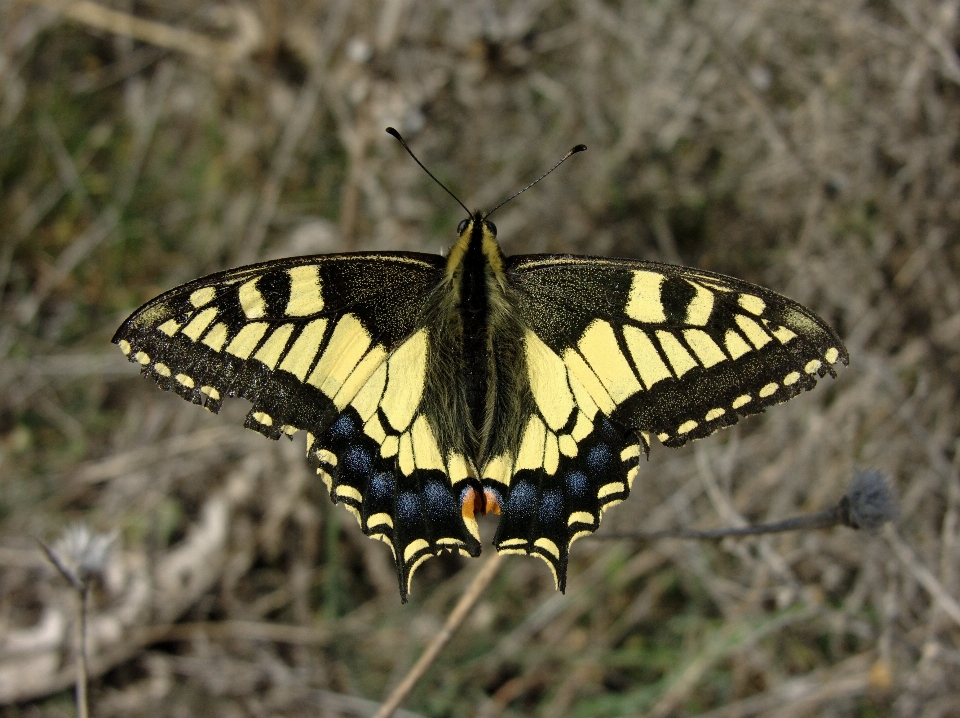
[386,127,401,140]
[572,144,587,153]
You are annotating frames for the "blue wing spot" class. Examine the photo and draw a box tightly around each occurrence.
[587,444,614,475]
[368,472,395,504]
[565,470,589,498]
[539,489,563,526]
[506,481,537,522]
[329,413,356,441]
[423,480,457,522]
[342,445,372,480]
[596,414,619,442]
[397,492,422,524]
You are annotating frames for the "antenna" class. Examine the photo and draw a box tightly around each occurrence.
[386,127,471,216]
[485,144,587,219]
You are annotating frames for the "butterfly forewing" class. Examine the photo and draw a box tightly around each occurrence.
[114,253,446,429]
[507,256,847,446]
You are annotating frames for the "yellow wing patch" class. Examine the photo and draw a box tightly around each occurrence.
[578,321,642,403]
[623,326,672,389]
[278,318,328,380]
[625,271,667,323]
[307,314,372,395]
[239,278,266,319]
[285,265,325,316]
[253,324,295,369]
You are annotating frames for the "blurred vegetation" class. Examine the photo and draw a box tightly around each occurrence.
[1,0,959,716]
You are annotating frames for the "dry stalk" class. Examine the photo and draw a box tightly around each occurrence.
[75,583,90,718]
[31,0,251,63]
[885,524,960,628]
[373,552,504,718]
[37,537,96,718]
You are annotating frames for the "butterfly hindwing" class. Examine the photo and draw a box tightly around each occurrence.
[483,414,643,592]
[306,328,481,600]
[506,256,848,447]
[479,322,646,590]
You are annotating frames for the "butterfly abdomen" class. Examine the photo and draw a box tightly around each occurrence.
[459,219,495,442]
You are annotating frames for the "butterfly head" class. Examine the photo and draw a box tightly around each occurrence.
[446,210,504,280]
[456,211,497,240]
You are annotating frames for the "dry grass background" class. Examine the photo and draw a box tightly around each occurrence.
[1,0,959,715]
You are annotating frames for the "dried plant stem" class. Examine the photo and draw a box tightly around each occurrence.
[37,538,91,718]
[595,470,897,542]
[372,553,504,718]
[885,524,960,628]
[34,0,239,62]
[75,583,90,718]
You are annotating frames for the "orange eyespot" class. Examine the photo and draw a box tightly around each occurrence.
[461,486,479,521]
[460,486,502,518]
[483,488,501,515]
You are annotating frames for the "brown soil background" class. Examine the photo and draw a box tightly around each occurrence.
[2,0,959,716]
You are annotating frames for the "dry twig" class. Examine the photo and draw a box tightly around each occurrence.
[373,553,504,718]
[31,0,259,63]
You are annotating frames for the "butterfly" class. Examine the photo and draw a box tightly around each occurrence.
[114,130,847,601]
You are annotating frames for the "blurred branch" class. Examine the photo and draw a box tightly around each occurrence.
[233,0,352,264]
[0,353,138,386]
[309,688,425,718]
[0,117,109,322]
[639,605,818,718]
[14,60,173,326]
[68,425,247,486]
[893,0,960,85]
[885,524,960,628]
[38,115,94,215]
[689,653,876,718]
[131,619,330,646]
[373,553,504,718]
[15,205,120,325]
[235,68,325,264]
[699,18,810,177]
[32,0,260,64]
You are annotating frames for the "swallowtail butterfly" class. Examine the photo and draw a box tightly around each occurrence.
[114,131,847,601]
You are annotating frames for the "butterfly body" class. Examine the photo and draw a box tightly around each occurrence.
[436,212,505,459]
[115,211,847,601]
